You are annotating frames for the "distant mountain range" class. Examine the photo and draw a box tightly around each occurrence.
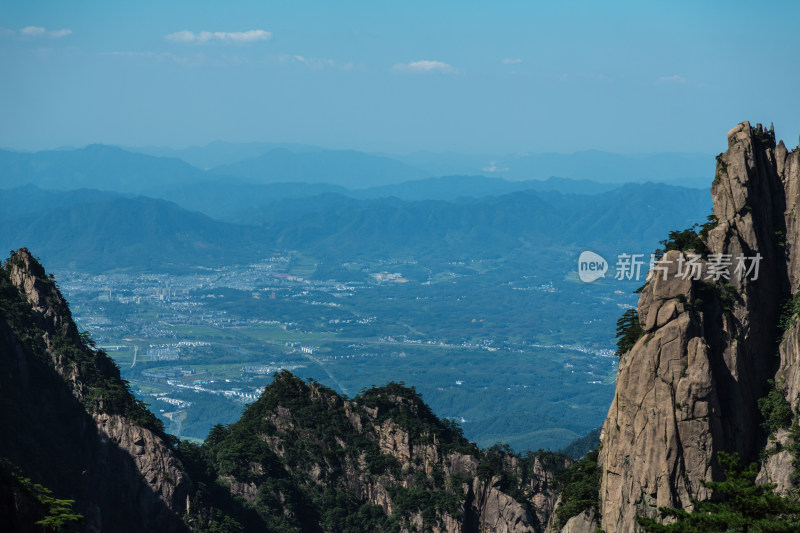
[0,194,267,271]
[209,148,431,189]
[0,184,119,219]
[128,140,324,169]
[0,142,714,271]
[0,143,714,197]
[148,176,622,220]
[379,150,712,185]
[237,183,711,261]
[0,181,710,272]
[464,150,713,186]
[0,144,206,194]
[351,175,622,201]
[129,140,714,184]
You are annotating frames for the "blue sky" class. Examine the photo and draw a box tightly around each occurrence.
[2,0,799,154]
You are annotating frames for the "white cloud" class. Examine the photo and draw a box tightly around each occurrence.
[48,29,72,38]
[393,60,455,73]
[20,26,46,37]
[273,54,358,71]
[502,58,522,64]
[656,74,687,84]
[293,55,335,68]
[107,51,206,66]
[165,30,195,42]
[17,26,72,38]
[166,29,271,44]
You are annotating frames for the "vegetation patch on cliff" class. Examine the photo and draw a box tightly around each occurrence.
[615,309,643,356]
[0,459,83,532]
[554,447,601,529]
[561,428,601,460]
[779,289,800,335]
[758,380,793,437]
[652,215,717,258]
[637,451,800,532]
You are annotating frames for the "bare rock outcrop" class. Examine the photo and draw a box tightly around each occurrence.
[0,249,190,531]
[466,476,537,533]
[560,509,599,533]
[95,413,190,513]
[599,122,800,532]
[7,250,79,345]
[755,429,794,493]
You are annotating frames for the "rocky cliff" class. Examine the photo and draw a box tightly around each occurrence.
[597,122,800,532]
[183,371,569,532]
[0,249,190,531]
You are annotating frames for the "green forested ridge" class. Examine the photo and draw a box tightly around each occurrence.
[560,428,601,459]
[181,371,571,532]
[0,182,710,272]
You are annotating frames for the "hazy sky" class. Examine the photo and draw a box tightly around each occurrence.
[2,0,799,154]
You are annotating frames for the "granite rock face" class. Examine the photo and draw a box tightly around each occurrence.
[755,428,794,492]
[560,509,599,533]
[0,249,190,531]
[598,122,800,532]
[225,374,563,532]
[466,476,537,533]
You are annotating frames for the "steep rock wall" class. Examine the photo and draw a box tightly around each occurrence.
[598,122,800,532]
[0,250,190,531]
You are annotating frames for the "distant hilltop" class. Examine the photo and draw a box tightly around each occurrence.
[0,142,713,192]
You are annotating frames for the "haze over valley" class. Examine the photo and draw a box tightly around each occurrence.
[0,142,712,451]
[4,2,800,531]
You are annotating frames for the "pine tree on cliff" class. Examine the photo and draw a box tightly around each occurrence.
[637,452,800,533]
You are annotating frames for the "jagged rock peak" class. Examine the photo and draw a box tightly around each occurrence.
[0,249,191,531]
[598,122,800,532]
[5,248,79,344]
[206,370,567,532]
